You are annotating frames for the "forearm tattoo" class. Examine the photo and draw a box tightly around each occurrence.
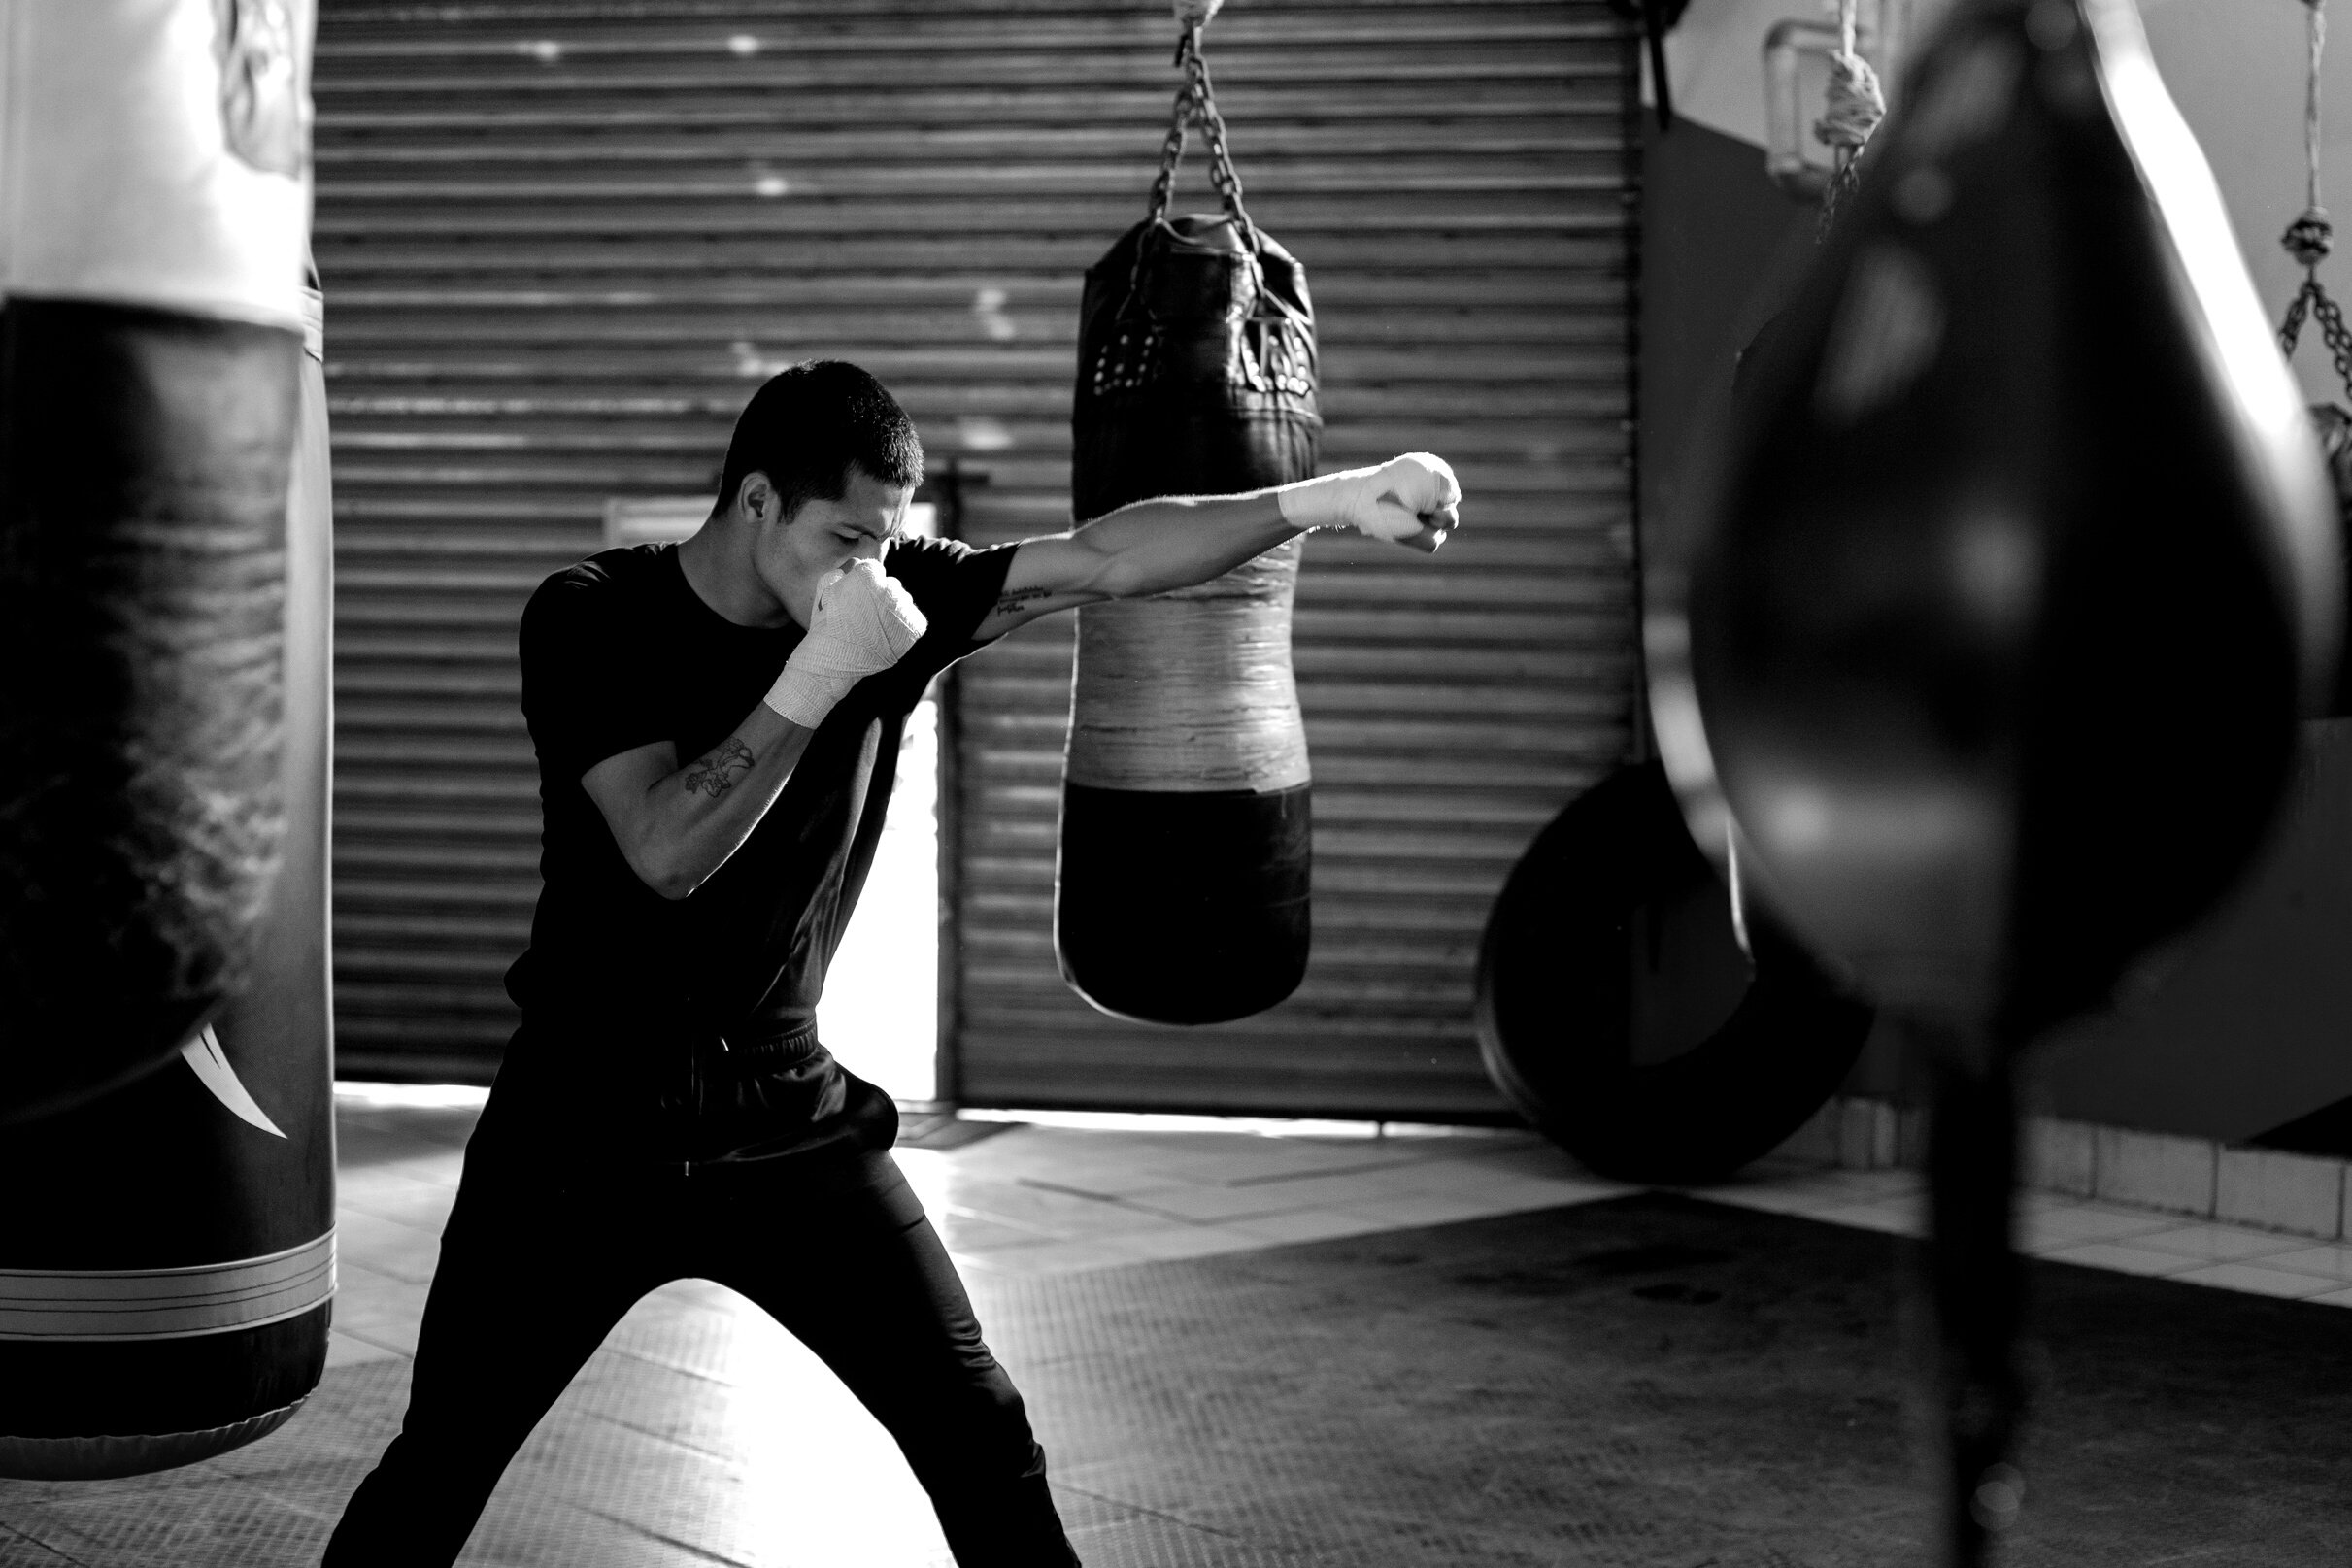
[682,736,756,797]
[993,584,1056,617]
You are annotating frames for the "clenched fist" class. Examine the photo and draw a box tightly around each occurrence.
[761,558,928,727]
[1275,452,1463,551]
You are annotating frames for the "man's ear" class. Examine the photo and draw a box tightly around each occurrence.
[734,470,774,524]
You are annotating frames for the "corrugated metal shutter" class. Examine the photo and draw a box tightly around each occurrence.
[313,0,1640,1109]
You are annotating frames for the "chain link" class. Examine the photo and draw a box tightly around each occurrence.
[2280,274,2352,398]
[1116,20,1261,346]
[1145,26,1256,236]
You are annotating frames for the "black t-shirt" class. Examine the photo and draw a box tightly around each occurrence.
[501,535,1013,1163]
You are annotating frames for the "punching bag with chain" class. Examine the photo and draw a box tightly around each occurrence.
[1671,0,2339,1556]
[1058,21,1322,1025]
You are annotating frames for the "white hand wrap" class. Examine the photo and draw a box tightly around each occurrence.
[762,559,929,728]
[1274,452,1462,544]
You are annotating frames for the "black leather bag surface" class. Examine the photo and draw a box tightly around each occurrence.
[1071,214,1321,522]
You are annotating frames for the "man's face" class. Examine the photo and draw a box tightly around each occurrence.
[753,466,911,627]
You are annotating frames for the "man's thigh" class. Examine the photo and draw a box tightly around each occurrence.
[397,1096,672,1435]
[696,1151,1004,1408]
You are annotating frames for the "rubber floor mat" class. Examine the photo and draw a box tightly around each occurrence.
[965,1191,2352,1566]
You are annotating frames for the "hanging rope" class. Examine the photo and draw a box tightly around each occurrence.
[1817,0,1887,232]
[2279,0,2352,393]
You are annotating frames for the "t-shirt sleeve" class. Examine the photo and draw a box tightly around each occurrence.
[520,566,674,784]
[887,536,1018,670]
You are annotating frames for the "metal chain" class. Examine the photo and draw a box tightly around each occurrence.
[2280,278,2352,395]
[1144,25,1256,236]
[2279,0,2352,400]
[2323,288,2352,391]
[1113,14,1263,365]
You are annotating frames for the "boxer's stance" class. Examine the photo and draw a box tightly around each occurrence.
[320,361,1461,1567]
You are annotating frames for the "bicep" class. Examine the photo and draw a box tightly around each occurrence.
[970,535,1120,640]
[580,738,679,866]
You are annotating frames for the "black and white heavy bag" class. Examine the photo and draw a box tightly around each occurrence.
[1058,33,1322,1026]
[0,0,336,1480]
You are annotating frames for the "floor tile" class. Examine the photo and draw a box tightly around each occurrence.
[2255,1244,2352,1285]
[1807,1198,1927,1237]
[2015,1202,2175,1249]
[937,1180,1149,1238]
[1706,1175,1906,1218]
[335,1173,464,1230]
[1193,1169,1428,1211]
[323,1330,406,1370]
[1116,1183,1312,1224]
[2127,1222,2309,1265]
[1334,1189,1533,1229]
[333,1207,447,1284]
[2035,1241,2199,1279]
[2167,1261,2345,1300]
[948,1238,1143,1278]
[1095,1225,1261,1264]
[1220,1208,1399,1246]
[935,1210,1061,1252]
[327,1263,432,1357]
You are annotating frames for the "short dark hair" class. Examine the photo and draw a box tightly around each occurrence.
[716,360,923,524]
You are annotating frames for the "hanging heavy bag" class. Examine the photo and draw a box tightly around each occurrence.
[0,0,331,1483]
[1058,21,1323,1025]
[1,0,315,1123]
[1474,761,1875,1186]
[0,269,335,1481]
[1665,0,2340,1557]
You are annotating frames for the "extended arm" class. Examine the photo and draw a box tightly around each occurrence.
[974,452,1462,640]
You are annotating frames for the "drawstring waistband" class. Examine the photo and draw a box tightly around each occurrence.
[710,1019,821,1071]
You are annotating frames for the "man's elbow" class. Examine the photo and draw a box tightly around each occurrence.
[1092,554,1158,602]
[624,842,701,902]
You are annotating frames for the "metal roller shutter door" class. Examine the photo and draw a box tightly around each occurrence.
[312,0,1640,1108]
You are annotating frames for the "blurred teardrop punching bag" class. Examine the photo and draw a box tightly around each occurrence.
[1,0,315,1123]
[0,0,335,1481]
[1668,0,2341,1557]
[1058,19,1322,1025]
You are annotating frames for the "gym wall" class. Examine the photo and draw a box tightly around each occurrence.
[1641,0,2352,1144]
[315,1,1646,1116]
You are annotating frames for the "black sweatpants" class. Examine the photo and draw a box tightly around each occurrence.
[319,1086,1079,1567]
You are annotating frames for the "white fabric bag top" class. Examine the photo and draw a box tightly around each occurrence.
[0,0,315,331]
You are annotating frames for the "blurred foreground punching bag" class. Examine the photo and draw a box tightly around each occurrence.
[1058,33,1321,1025]
[1672,0,2339,1555]
[2,0,315,1122]
[1685,0,2338,1043]
[2303,407,2352,713]
[0,2,336,1480]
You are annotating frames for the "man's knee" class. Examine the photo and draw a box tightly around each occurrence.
[901,1361,1046,1477]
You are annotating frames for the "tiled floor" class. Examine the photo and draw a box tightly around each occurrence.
[1707,1160,2352,1304]
[322,1093,1641,1371]
[324,1088,2352,1382]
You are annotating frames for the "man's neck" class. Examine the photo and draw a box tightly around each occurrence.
[676,512,795,630]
